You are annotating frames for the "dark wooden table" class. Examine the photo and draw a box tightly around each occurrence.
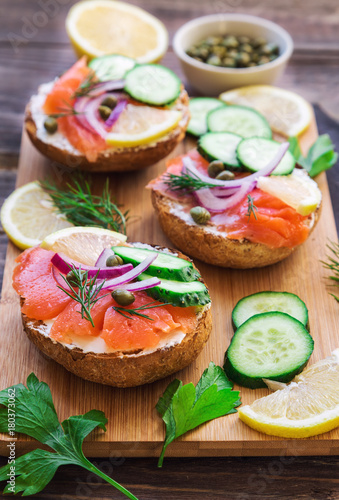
[1,1,339,498]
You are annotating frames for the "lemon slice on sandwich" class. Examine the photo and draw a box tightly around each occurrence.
[106,105,182,147]
[41,226,127,266]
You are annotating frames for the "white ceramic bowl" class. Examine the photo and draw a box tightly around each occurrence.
[173,14,293,96]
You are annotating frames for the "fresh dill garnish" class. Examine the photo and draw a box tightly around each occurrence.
[40,175,129,235]
[321,241,339,302]
[48,100,82,119]
[72,72,99,99]
[113,301,170,321]
[163,170,217,193]
[58,265,109,327]
[245,194,258,221]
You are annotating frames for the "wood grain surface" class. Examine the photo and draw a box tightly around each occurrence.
[0,113,338,459]
[1,1,339,498]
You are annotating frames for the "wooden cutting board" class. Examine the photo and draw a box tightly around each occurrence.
[1,113,339,458]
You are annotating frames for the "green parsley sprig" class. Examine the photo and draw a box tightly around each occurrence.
[156,362,241,467]
[289,134,338,177]
[41,176,129,235]
[0,373,138,499]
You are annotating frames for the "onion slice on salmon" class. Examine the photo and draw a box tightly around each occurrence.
[51,252,133,279]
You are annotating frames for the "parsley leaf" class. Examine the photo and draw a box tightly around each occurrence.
[289,134,338,177]
[156,363,241,467]
[0,373,138,499]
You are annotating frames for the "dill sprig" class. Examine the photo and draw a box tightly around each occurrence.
[40,176,129,235]
[113,301,170,321]
[48,100,82,119]
[321,241,339,302]
[58,265,109,326]
[72,72,99,99]
[163,170,217,193]
[246,194,258,221]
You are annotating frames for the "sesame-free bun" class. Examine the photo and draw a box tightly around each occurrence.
[24,87,190,173]
[151,190,321,269]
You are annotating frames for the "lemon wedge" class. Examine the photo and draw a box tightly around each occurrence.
[0,182,73,250]
[106,105,182,147]
[219,85,313,137]
[41,226,126,266]
[239,349,339,438]
[66,0,168,63]
[257,169,322,216]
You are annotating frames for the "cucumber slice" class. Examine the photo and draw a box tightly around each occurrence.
[112,246,200,282]
[138,273,211,308]
[198,132,242,169]
[232,292,308,329]
[124,64,181,106]
[237,137,296,176]
[187,98,225,137]
[89,54,136,81]
[207,105,272,139]
[224,312,314,389]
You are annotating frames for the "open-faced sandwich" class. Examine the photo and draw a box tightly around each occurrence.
[148,132,322,268]
[12,229,211,387]
[25,55,189,172]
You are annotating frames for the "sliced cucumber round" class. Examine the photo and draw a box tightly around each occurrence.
[232,292,309,330]
[224,312,314,389]
[89,54,136,81]
[207,105,272,139]
[138,274,210,308]
[187,98,225,137]
[198,132,243,169]
[112,246,200,282]
[124,64,181,106]
[237,137,296,176]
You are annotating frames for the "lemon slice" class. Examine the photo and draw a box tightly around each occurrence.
[257,169,322,216]
[219,85,313,137]
[41,226,127,266]
[106,105,182,147]
[0,182,73,250]
[239,349,339,438]
[66,0,168,63]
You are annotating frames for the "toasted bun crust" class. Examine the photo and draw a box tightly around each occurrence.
[24,89,190,173]
[18,246,212,387]
[151,190,321,269]
[22,304,211,388]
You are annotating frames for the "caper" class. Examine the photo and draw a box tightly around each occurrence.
[98,105,112,121]
[222,36,239,49]
[205,36,223,46]
[228,49,238,58]
[101,95,118,109]
[206,55,222,66]
[235,52,251,67]
[44,117,58,134]
[251,52,259,63]
[111,289,135,306]
[212,47,226,58]
[190,206,211,225]
[238,35,251,45]
[197,47,210,59]
[208,160,224,178]
[260,43,279,56]
[106,255,124,267]
[222,57,236,68]
[258,56,271,65]
[248,62,257,67]
[216,170,235,180]
[252,36,267,48]
[239,43,253,54]
[66,269,86,287]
